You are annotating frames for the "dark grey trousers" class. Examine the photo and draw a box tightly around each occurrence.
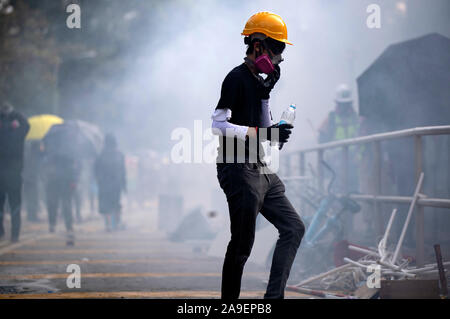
[217,162,305,299]
[0,173,22,241]
[45,179,74,232]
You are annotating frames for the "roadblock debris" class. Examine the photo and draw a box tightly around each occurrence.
[288,173,449,299]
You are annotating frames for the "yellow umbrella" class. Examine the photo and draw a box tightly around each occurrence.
[26,114,64,140]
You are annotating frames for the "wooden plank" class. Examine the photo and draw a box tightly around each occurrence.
[380,279,439,299]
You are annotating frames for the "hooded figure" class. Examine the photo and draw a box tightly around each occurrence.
[0,102,30,242]
[94,134,126,231]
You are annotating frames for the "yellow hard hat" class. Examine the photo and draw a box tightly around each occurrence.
[242,11,293,45]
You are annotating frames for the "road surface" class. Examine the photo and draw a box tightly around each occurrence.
[0,208,308,299]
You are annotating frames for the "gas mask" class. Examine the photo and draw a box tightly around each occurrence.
[254,54,275,74]
[254,40,284,75]
[254,53,283,74]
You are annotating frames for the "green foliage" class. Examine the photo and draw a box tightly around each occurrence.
[0,0,60,115]
[0,0,198,150]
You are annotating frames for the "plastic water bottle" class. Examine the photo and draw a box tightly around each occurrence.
[279,104,296,125]
[278,104,296,149]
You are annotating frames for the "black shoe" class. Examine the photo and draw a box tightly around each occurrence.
[11,238,19,244]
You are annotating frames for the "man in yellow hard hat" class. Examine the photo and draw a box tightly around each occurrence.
[211,12,304,299]
[318,84,362,194]
[318,84,360,144]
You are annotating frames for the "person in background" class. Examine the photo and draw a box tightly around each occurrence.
[0,102,30,242]
[318,84,367,242]
[23,140,43,222]
[318,84,360,144]
[42,152,80,246]
[87,159,98,218]
[94,134,127,232]
[72,161,83,224]
[318,84,362,194]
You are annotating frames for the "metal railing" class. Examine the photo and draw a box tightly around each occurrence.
[283,125,450,267]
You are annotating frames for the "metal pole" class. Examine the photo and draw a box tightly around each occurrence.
[285,153,291,177]
[343,146,349,195]
[294,263,352,287]
[286,285,352,299]
[348,245,380,257]
[300,152,305,215]
[318,149,324,194]
[299,152,305,180]
[392,172,424,265]
[342,145,353,234]
[374,141,383,237]
[282,153,291,178]
[346,194,450,209]
[434,244,448,298]
[295,126,450,153]
[379,208,398,263]
[415,135,425,267]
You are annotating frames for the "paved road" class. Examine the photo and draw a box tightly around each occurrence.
[0,210,307,299]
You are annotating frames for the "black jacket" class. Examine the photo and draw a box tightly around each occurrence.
[94,148,126,193]
[0,110,30,173]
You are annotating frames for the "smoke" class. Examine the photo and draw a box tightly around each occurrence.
[7,0,449,245]
[117,0,450,213]
[101,0,450,276]
[122,0,450,148]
